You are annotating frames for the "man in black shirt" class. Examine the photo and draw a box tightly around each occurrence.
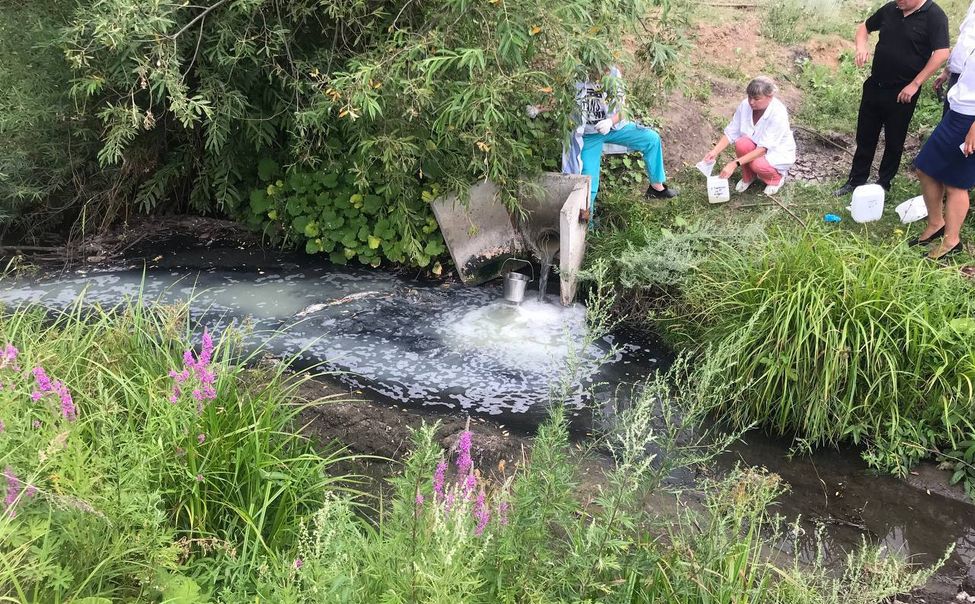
[834,0,950,196]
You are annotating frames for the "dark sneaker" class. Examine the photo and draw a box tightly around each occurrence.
[645,184,678,200]
[833,182,855,196]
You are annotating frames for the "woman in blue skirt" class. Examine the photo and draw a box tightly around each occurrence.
[914,51,975,260]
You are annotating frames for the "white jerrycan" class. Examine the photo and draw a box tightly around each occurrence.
[848,184,885,223]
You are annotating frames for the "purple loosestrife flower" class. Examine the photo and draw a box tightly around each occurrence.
[456,431,473,475]
[499,501,510,527]
[54,381,76,421]
[197,433,206,445]
[169,329,218,406]
[473,490,490,536]
[463,473,477,498]
[3,467,21,514]
[0,344,19,371]
[415,492,424,508]
[293,558,303,570]
[432,460,447,502]
[32,367,52,393]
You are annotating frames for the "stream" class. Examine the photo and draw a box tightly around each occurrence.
[0,240,972,597]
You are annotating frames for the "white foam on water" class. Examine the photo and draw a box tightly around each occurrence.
[442,299,591,373]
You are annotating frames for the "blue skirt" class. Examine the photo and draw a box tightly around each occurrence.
[914,110,975,189]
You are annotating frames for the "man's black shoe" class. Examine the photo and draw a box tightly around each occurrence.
[833,183,856,196]
[645,184,678,200]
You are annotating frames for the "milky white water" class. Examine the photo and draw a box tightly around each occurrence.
[0,246,657,423]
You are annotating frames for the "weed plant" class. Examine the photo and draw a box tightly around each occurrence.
[0,302,349,601]
[656,227,975,483]
[238,362,939,603]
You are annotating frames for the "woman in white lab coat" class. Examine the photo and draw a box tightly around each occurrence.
[702,76,797,196]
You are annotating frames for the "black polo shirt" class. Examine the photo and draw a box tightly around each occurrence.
[866,0,949,87]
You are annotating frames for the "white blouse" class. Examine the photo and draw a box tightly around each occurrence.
[948,1,975,74]
[949,40,975,115]
[723,97,797,173]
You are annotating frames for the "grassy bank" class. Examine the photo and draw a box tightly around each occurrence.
[0,303,348,601]
[0,301,944,602]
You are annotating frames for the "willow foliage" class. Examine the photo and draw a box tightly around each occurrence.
[62,0,659,221]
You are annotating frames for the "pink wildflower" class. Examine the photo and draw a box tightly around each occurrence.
[293,558,303,570]
[31,420,41,429]
[415,492,424,507]
[3,467,21,514]
[432,460,447,502]
[499,501,510,526]
[195,474,204,482]
[0,344,19,371]
[456,430,473,475]
[0,419,4,433]
[168,329,218,406]
[54,381,76,421]
[197,433,206,445]
[473,490,490,536]
[32,367,52,392]
[464,473,477,498]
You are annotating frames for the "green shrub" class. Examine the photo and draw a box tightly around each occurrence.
[247,159,446,268]
[656,227,975,481]
[0,2,86,230]
[0,302,348,601]
[60,0,656,222]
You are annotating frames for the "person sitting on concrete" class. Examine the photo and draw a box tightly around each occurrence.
[560,65,678,213]
[833,0,950,196]
[702,76,796,196]
[934,0,975,115]
[911,45,975,260]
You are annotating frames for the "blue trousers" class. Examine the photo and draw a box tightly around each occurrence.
[580,123,666,212]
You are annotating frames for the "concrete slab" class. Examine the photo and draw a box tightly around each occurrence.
[430,180,525,285]
[432,173,591,305]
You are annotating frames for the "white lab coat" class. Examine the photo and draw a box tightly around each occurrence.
[723,97,797,174]
[948,1,975,74]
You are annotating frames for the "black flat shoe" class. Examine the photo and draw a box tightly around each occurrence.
[645,184,678,200]
[927,241,963,261]
[908,226,945,247]
[832,183,855,196]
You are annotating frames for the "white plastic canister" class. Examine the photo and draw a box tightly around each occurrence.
[707,176,731,204]
[848,184,885,223]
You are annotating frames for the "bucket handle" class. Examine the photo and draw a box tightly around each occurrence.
[501,257,534,283]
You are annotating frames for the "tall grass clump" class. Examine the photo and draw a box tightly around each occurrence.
[658,227,975,480]
[236,361,940,603]
[0,301,349,602]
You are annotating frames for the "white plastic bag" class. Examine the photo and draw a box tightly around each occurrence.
[895,195,928,224]
[696,159,716,177]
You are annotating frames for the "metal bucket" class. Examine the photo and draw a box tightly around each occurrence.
[501,258,534,304]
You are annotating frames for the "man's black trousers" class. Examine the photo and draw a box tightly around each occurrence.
[847,79,920,189]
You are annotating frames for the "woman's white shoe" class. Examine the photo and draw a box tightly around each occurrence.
[734,179,753,193]
[764,177,786,196]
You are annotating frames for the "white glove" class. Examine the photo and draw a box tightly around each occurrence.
[594,118,614,135]
[525,104,540,119]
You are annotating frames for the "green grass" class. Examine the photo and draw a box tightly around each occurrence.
[0,301,353,601]
[229,371,941,603]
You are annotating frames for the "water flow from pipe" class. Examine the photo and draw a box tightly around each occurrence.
[534,230,560,303]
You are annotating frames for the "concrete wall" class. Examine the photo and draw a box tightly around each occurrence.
[431,173,590,305]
